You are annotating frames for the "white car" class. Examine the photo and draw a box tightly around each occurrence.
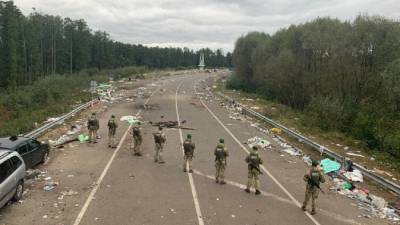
[0,150,26,209]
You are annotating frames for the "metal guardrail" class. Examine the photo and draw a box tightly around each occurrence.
[216,92,400,195]
[25,101,93,139]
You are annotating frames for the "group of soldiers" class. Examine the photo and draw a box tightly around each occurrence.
[89,113,326,215]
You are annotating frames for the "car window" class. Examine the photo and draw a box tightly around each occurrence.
[16,144,29,155]
[0,159,12,184]
[29,140,40,149]
[10,156,22,170]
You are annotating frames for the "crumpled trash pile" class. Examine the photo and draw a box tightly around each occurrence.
[322,159,400,222]
[246,136,271,149]
[120,115,143,125]
[48,124,83,147]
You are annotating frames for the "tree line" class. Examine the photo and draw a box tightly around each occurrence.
[0,1,232,89]
[230,15,400,157]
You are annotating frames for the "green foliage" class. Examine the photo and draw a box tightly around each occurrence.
[231,15,400,157]
[0,66,144,137]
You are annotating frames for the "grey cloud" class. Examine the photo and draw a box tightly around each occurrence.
[14,0,400,51]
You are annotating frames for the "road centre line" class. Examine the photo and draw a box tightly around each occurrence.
[175,82,205,225]
[197,82,322,225]
[73,87,159,225]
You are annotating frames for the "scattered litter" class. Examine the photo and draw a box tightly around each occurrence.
[346,152,365,158]
[246,137,270,149]
[344,169,364,182]
[43,215,48,219]
[43,181,58,191]
[61,190,78,196]
[320,158,341,174]
[282,147,302,156]
[231,214,236,218]
[302,155,312,166]
[271,128,282,135]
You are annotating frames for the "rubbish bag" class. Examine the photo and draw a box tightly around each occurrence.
[78,134,89,143]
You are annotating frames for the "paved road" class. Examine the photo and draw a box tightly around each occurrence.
[0,72,386,225]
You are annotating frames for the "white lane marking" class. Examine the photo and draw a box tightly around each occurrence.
[193,169,294,205]
[73,88,158,225]
[199,96,323,225]
[175,82,205,225]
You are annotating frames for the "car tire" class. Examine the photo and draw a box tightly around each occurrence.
[12,181,24,201]
[41,151,49,164]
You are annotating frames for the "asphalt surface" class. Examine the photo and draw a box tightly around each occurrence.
[0,72,388,225]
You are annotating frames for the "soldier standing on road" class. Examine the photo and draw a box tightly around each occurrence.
[245,146,263,195]
[153,126,166,163]
[107,115,118,148]
[88,113,99,143]
[131,122,143,156]
[183,134,195,173]
[301,160,325,215]
[214,139,229,184]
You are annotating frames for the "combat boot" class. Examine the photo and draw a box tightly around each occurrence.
[311,210,316,215]
[220,181,226,185]
[244,188,250,193]
[255,189,261,195]
[189,169,193,173]
[301,206,306,211]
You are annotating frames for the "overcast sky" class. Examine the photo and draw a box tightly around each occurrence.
[14,0,400,52]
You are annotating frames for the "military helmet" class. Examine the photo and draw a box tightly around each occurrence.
[311,160,319,167]
[92,112,96,115]
[158,126,163,131]
[252,146,258,151]
[187,134,192,139]
[137,121,141,125]
[219,138,224,144]
[111,115,115,118]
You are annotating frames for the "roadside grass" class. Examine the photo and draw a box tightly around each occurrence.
[0,66,148,137]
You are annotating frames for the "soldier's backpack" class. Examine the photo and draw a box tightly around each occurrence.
[108,120,116,130]
[215,146,225,162]
[183,140,194,155]
[153,133,164,144]
[133,127,140,136]
[309,169,320,187]
[88,118,97,127]
[248,154,260,168]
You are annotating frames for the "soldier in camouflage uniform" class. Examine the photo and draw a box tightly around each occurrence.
[87,113,99,143]
[245,146,263,195]
[131,122,143,156]
[301,160,325,215]
[107,115,118,148]
[153,126,166,163]
[183,134,195,173]
[214,139,229,184]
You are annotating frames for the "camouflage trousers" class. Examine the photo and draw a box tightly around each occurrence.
[89,129,97,143]
[183,155,193,171]
[154,143,165,162]
[108,131,116,147]
[247,169,260,190]
[215,162,226,182]
[302,187,319,211]
[131,137,142,154]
